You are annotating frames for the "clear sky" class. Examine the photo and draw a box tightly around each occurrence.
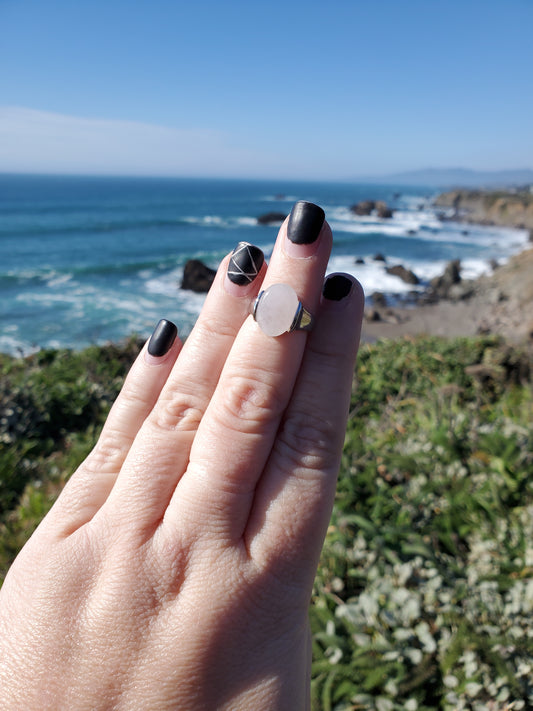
[1,0,532,180]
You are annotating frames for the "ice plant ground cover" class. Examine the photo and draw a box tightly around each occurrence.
[311,337,533,710]
[0,335,532,709]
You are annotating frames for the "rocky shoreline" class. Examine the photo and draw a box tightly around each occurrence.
[362,247,533,344]
[363,187,533,345]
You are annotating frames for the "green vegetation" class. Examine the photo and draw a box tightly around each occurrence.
[1,336,532,709]
[311,337,533,710]
[0,338,141,569]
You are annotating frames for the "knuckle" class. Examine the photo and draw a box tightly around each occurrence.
[87,435,129,472]
[275,407,339,475]
[215,371,284,435]
[152,388,205,433]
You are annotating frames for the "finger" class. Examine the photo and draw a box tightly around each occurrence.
[101,243,267,530]
[46,319,181,534]
[246,274,364,588]
[169,202,331,538]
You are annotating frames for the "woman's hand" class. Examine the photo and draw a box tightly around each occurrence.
[0,202,364,710]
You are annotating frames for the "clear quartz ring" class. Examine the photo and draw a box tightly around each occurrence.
[252,283,314,337]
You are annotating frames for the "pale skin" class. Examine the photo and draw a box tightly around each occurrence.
[0,210,364,710]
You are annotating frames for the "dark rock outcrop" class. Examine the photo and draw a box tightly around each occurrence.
[257,212,287,225]
[375,201,393,218]
[430,260,461,298]
[386,264,420,285]
[371,291,387,308]
[364,308,382,322]
[350,200,375,216]
[350,200,393,218]
[181,259,216,293]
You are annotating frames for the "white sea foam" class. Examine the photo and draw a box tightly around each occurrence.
[326,255,422,295]
[262,194,299,203]
[0,330,39,357]
[182,214,275,230]
[235,217,258,227]
[183,215,225,226]
[45,272,74,288]
[326,251,505,297]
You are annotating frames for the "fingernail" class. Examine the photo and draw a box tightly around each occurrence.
[147,319,178,357]
[284,201,325,258]
[287,201,325,245]
[225,242,265,296]
[322,274,354,302]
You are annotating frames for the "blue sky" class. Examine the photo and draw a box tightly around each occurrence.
[1,0,532,179]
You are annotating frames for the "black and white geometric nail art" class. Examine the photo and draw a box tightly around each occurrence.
[227,242,265,286]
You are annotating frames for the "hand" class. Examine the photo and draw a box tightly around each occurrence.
[0,202,364,710]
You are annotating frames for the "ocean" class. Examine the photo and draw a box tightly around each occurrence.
[0,174,529,356]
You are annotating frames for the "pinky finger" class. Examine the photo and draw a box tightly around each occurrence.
[47,319,181,534]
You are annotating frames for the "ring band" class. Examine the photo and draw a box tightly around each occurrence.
[252,283,314,337]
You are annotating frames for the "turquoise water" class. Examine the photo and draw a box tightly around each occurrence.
[0,174,528,355]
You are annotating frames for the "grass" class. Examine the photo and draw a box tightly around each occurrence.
[1,335,532,709]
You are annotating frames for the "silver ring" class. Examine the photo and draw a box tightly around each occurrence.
[252,283,314,337]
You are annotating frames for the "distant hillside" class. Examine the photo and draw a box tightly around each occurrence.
[367,167,533,188]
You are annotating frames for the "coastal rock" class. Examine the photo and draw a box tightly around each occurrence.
[386,264,420,285]
[364,307,382,322]
[181,259,216,293]
[355,257,365,264]
[350,200,393,218]
[257,212,287,225]
[350,200,375,216]
[448,283,474,301]
[430,259,461,298]
[375,201,393,218]
[373,253,387,262]
[371,291,387,308]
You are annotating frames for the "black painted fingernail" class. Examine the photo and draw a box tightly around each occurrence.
[148,319,178,356]
[287,201,325,245]
[227,242,265,285]
[323,274,353,301]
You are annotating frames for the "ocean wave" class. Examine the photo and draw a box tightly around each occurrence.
[0,330,40,357]
[0,256,188,286]
[0,214,246,239]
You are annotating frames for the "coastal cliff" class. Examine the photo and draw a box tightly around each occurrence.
[434,188,533,230]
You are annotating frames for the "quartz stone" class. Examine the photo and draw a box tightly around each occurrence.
[254,283,299,337]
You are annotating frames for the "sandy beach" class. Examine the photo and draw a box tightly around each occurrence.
[361,246,533,344]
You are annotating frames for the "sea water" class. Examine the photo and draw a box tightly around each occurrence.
[0,174,528,355]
